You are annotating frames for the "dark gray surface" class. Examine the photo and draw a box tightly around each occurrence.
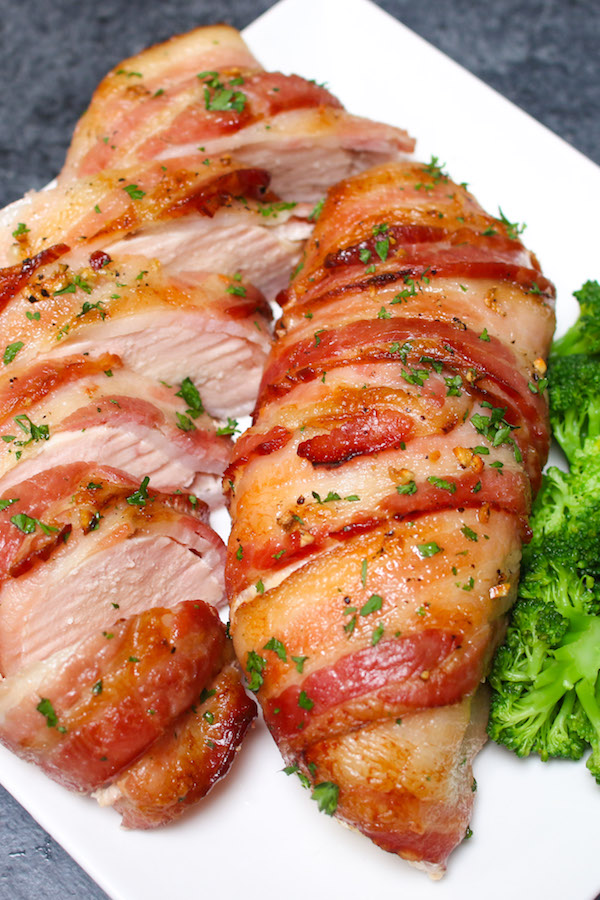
[0,1,598,898]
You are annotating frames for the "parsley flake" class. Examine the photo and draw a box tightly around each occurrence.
[311,781,339,816]
[264,637,287,661]
[360,594,383,616]
[3,341,23,365]
[123,184,146,200]
[126,476,150,507]
[416,542,443,558]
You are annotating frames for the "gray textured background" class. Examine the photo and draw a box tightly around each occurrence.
[0,1,598,898]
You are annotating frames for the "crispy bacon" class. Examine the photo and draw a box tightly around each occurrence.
[297,409,413,465]
[98,657,256,828]
[0,601,229,792]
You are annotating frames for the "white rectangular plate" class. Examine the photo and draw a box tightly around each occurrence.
[2,1,599,898]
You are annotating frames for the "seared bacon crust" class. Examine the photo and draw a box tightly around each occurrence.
[227,161,554,874]
[100,656,257,828]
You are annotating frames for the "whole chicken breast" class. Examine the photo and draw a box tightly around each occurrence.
[226,160,555,875]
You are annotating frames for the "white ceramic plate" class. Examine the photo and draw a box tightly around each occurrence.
[2,1,599,898]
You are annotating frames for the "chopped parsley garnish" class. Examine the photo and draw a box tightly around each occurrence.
[373,223,390,261]
[298,691,314,710]
[256,579,265,594]
[420,356,443,373]
[53,273,93,296]
[263,637,287,661]
[198,70,246,112]
[308,198,324,221]
[77,300,106,320]
[359,248,372,264]
[311,781,339,816]
[361,558,368,587]
[199,687,216,704]
[444,374,463,396]
[12,222,29,238]
[396,480,417,495]
[461,525,478,542]
[236,545,243,561]
[422,155,449,184]
[470,403,521,461]
[479,328,491,342]
[176,412,196,432]
[11,513,58,535]
[256,201,297,218]
[292,655,308,673]
[372,623,385,645]
[216,418,240,436]
[36,698,59,728]
[498,207,526,241]
[360,594,383,616]
[126,476,150,507]
[427,476,457,493]
[528,378,548,394]
[123,184,146,200]
[290,259,304,281]
[416,541,443,558]
[0,498,18,512]
[246,650,267,692]
[402,367,429,386]
[311,490,341,504]
[227,283,247,296]
[175,377,204,418]
[3,341,23,365]
[91,680,103,695]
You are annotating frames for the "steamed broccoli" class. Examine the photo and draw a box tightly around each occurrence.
[488,280,600,783]
[548,355,600,462]
[488,519,600,781]
[551,280,600,358]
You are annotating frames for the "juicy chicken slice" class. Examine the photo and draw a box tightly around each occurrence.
[1,159,310,303]
[59,25,413,194]
[0,250,271,418]
[0,464,225,676]
[96,654,257,828]
[0,354,232,506]
[226,161,555,875]
[0,600,231,793]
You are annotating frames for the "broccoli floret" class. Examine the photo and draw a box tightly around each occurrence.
[518,552,599,618]
[551,280,600,358]
[573,678,600,783]
[488,600,600,764]
[530,466,583,537]
[548,354,600,462]
[488,279,600,782]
